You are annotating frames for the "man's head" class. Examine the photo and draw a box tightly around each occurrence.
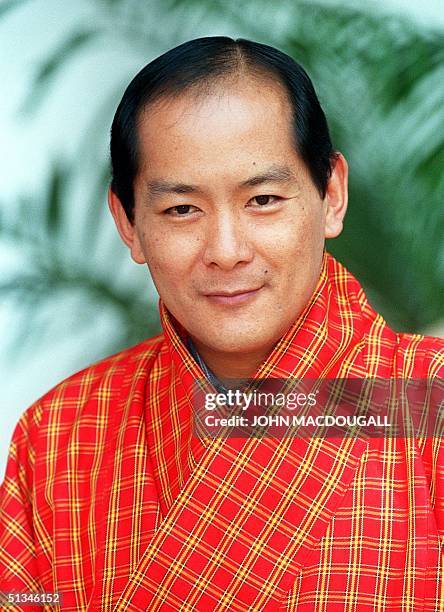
[110,37,339,224]
[109,37,348,374]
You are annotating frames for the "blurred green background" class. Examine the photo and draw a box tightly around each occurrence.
[1,0,443,475]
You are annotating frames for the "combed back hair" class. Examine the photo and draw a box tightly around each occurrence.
[110,36,335,222]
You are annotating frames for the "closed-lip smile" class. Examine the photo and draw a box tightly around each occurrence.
[204,286,264,305]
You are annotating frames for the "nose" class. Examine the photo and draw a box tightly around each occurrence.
[202,210,254,270]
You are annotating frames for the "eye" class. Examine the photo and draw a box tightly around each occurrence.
[164,204,199,216]
[249,195,280,207]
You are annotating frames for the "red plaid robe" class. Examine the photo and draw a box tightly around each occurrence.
[1,253,443,611]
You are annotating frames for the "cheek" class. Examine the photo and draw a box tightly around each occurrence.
[258,206,322,263]
[140,228,199,288]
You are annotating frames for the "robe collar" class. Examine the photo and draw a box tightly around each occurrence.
[160,250,369,396]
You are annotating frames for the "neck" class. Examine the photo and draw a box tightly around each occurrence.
[190,339,271,379]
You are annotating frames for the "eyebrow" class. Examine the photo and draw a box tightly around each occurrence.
[239,164,296,187]
[146,181,202,198]
[145,164,297,199]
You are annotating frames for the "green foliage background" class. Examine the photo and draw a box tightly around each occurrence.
[1,0,443,372]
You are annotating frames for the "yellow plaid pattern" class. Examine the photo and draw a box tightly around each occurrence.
[1,252,443,610]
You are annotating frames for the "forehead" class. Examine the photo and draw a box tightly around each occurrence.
[135,76,304,183]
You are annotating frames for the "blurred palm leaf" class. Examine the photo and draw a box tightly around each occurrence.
[0,0,31,17]
[21,30,100,113]
[0,163,160,358]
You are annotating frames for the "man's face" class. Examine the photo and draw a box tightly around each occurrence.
[115,76,346,358]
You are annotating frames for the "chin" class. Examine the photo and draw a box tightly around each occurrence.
[199,329,277,356]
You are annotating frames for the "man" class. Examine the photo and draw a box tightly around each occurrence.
[1,37,443,611]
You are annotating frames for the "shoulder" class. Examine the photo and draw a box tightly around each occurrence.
[14,333,166,444]
[1,334,167,507]
[396,332,444,378]
[42,332,165,401]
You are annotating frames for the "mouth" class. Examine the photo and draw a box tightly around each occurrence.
[204,286,264,306]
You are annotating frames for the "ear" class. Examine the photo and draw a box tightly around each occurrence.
[324,152,348,239]
[108,187,146,264]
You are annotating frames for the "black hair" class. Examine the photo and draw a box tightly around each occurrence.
[110,36,335,223]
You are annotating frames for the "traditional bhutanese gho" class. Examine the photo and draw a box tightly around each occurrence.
[1,253,443,610]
